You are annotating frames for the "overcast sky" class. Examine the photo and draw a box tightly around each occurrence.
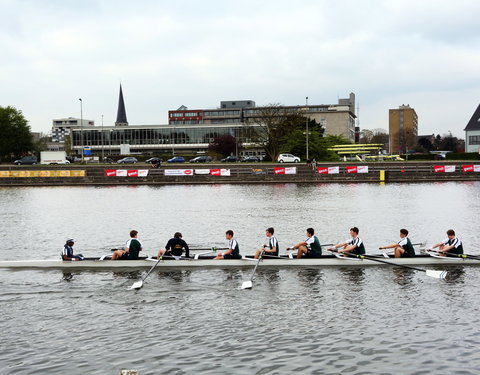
[1,0,479,137]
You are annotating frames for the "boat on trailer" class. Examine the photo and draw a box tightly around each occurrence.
[0,253,477,270]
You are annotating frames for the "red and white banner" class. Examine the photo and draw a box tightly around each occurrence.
[209,169,231,176]
[346,166,369,174]
[433,165,455,173]
[104,169,149,177]
[274,167,297,175]
[462,165,480,172]
[164,169,194,176]
[317,166,340,174]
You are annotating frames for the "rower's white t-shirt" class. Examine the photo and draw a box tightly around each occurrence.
[442,237,461,248]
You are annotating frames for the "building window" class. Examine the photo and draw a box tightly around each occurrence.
[469,135,480,145]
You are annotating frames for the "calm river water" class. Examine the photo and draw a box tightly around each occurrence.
[1,182,480,374]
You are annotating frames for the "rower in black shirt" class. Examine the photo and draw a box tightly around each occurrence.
[158,232,190,258]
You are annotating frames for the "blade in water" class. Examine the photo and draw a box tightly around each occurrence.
[241,280,253,289]
[425,269,448,279]
[130,280,143,290]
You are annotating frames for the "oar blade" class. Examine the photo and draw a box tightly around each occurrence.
[130,280,144,290]
[426,269,448,279]
[241,280,253,289]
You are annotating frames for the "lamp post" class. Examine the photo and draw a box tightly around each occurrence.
[101,114,104,162]
[305,96,309,160]
[79,98,84,162]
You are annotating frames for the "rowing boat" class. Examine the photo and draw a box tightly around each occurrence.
[0,254,478,270]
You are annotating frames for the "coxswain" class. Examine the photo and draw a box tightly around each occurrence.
[429,229,464,256]
[288,227,322,259]
[379,228,416,258]
[158,232,190,259]
[112,230,142,260]
[214,230,242,259]
[254,227,279,259]
[329,227,365,255]
[62,238,85,261]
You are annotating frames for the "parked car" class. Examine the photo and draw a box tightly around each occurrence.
[189,156,212,163]
[277,153,300,163]
[241,156,260,162]
[66,156,82,163]
[146,157,164,164]
[221,156,239,162]
[13,156,38,165]
[167,156,186,163]
[117,157,138,164]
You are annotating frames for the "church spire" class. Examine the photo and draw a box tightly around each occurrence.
[115,84,128,126]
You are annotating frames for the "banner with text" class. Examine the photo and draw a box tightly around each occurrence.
[317,166,340,174]
[346,166,369,174]
[274,167,297,175]
[209,169,231,176]
[0,170,85,178]
[433,165,455,173]
[164,169,194,176]
[104,169,149,177]
[462,165,480,172]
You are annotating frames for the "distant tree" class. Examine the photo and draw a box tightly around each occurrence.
[438,133,458,152]
[417,137,434,152]
[247,104,306,161]
[208,134,240,157]
[0,106,33,161]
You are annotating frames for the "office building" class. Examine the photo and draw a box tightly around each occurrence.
[389,105,418,154]
[51,117,94,143]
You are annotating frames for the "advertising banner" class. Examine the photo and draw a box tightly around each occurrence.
[210,169,231,176]
[274,167,297,175]
[164,169,194,176]
[317,166,340,174]
[104,169,148,177]
[434,165,455,173]
[346,166,368,174]
[462,165,480,172]
[0,170,85,178]
[195,169,211,175]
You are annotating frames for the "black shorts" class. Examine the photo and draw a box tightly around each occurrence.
[120,252,139,260]
[223,254,242,260]
[262,252,279,258]
[400,251,415,258]
[305,251,322,258]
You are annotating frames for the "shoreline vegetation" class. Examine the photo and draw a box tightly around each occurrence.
[1,161,480,186]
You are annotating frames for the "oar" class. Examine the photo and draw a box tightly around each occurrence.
[130,254,164,290]
[241,251,264,289]
[328,249,447,279]
[427,249,480,260]
[191,247,228,251]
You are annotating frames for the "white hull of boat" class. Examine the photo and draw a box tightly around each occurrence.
[0,255,476,270]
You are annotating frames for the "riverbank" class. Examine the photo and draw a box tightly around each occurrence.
[1,161,479,186]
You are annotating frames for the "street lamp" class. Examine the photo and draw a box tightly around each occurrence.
[79,98,84,162]
[305,96,309,160]
[101,114,104,162]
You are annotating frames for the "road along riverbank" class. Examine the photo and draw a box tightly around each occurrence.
[1,161,479,186]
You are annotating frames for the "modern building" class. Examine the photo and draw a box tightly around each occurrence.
[168,93,357,141]
[70,88,357,157]
[389,105,418,154]
[464,103,480,153]
[51,117,94,143]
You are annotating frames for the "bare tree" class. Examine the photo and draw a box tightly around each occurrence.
[246,104,304,161]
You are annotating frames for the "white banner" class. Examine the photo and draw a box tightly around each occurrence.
[195,169,211,175]
[164,169,194,176]
[357,166,369,174]
[328,166,339,174]
[116,169,127,177]
[444,165,455,173]
[476,165,480,172]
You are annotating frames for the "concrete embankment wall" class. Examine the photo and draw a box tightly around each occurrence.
[0,162,479,186]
